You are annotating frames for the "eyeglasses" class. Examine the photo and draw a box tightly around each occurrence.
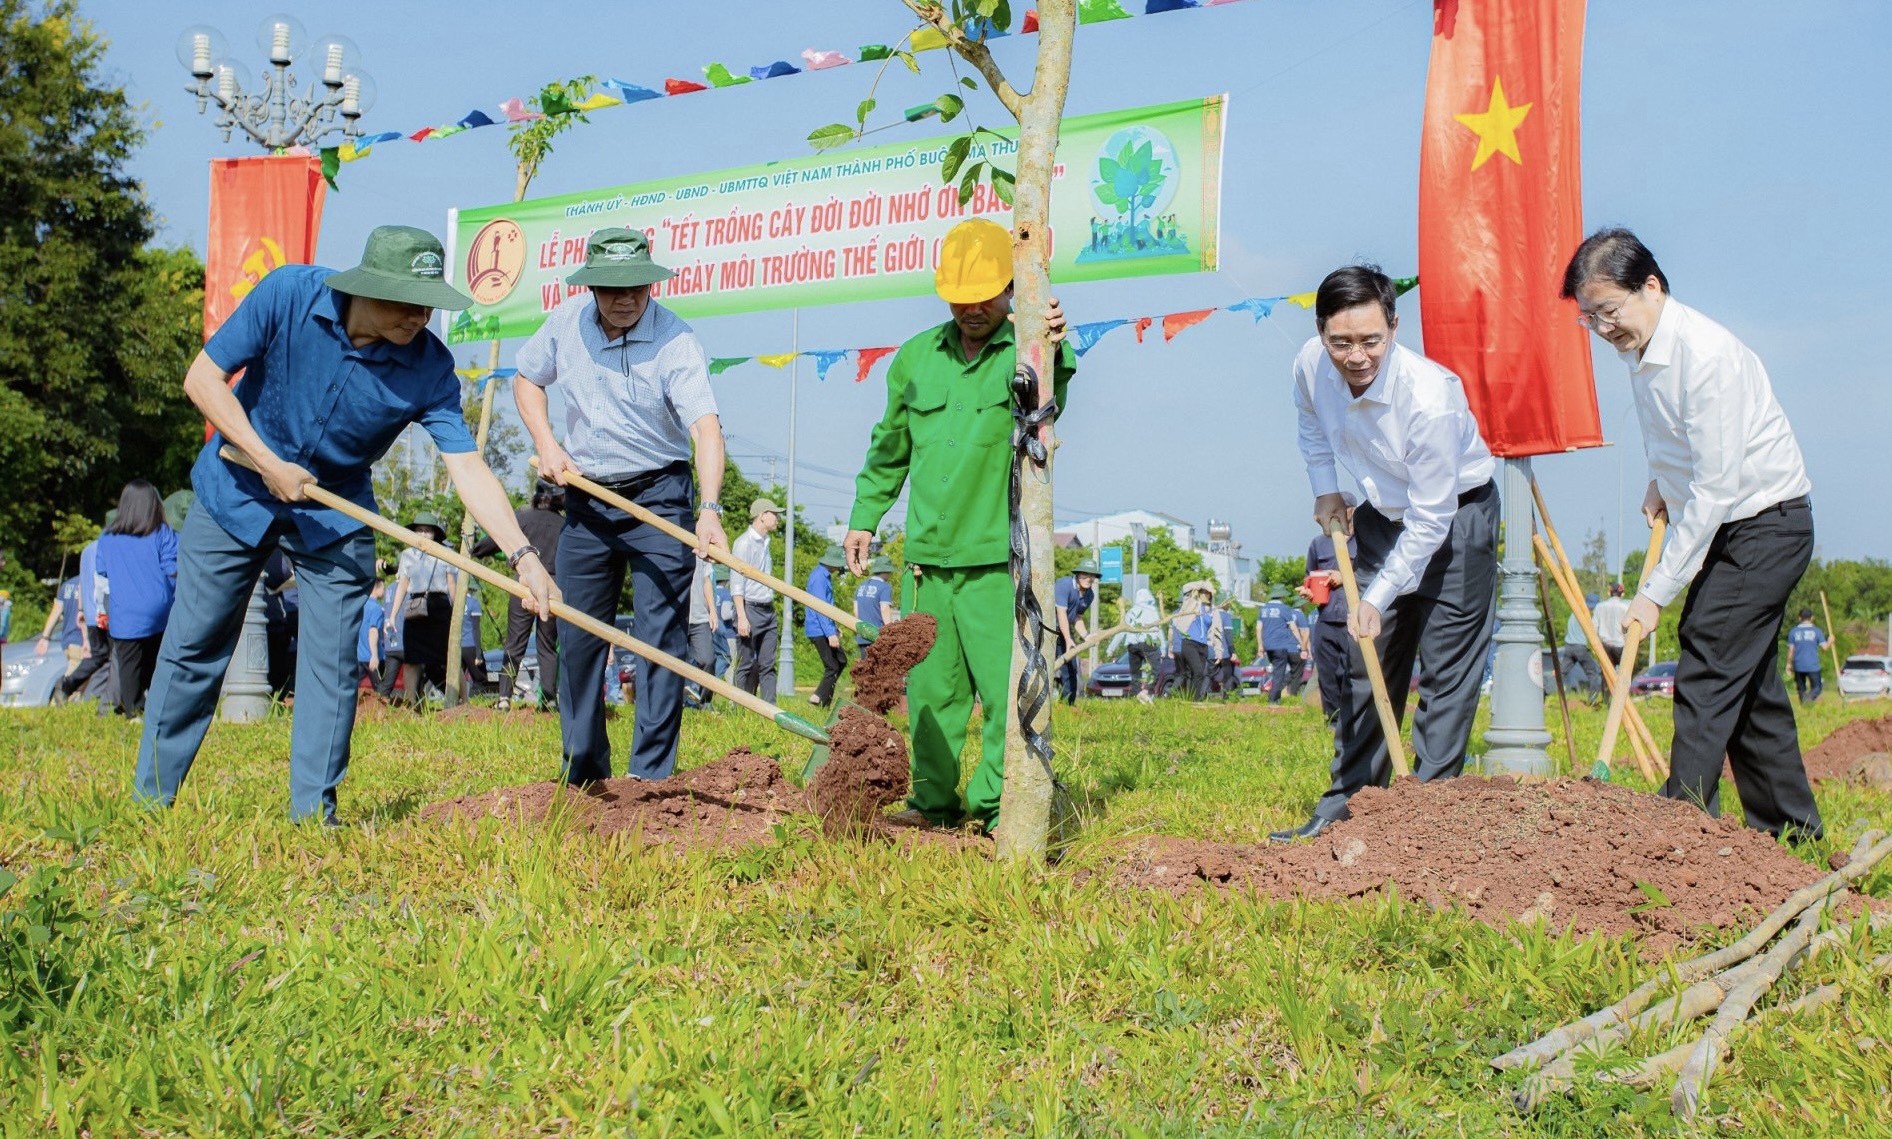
[1575,301,1627,332]
[1322,335,1385,356]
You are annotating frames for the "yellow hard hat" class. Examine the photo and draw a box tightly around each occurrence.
[934,219,1012,304]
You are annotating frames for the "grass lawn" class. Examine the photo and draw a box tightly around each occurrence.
[3,689,1891,1137]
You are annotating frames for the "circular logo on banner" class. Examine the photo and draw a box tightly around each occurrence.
[466,219,525,305]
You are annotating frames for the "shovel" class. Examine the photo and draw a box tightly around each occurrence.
[535,459,879,644]
[1596,519,1669,778]
[219,447,829,746]
[1329,519,1411,779]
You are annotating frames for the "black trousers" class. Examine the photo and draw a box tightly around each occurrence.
[374,653,401,698]
[60,626,110,698]
[1175,641,1209,699]
[1666,498,1821,839]
[501,596,559,706]
[1317,481,1498,820]
[109,634,163,717]
[812,636,847,706]
[1266,649,1299,703]
[1211,655,1238,699]
[1126,643,1159,694]
[1056,634,1080,703]
[1312,621,1351,720]
[1793,669,1823,705]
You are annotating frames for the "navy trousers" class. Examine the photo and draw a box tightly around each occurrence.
[135,505,374,821]
[556,466,694,782]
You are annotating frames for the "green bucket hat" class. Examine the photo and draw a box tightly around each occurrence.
[869,555,894,575]
[326,225,474,310]
[1268,584,1288,600]
[1074,558,1101,576]
[818,545,847,570]
[408,510,444,532]
[566,228,675,288]
[712,564,730,582]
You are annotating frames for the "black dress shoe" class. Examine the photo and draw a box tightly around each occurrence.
[1268,809,1348,844]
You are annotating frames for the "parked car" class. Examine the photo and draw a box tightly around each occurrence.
[1084,652,1277,699]
[1,643,65,708]
[1631,660,1678,697]
[1838,655,1892,699]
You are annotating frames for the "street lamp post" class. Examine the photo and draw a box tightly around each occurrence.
[178,14,373,722]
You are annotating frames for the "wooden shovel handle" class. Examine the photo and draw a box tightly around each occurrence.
[538,458,874,643]
[1330,519,1411,779]
[1596,519,1668,777]
[218,447,827,743]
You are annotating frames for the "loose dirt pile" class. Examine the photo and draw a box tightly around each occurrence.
[1112,776,1834,954]
[1803,711,1892,784]
[851,614,937,713]
[811,705,911,834]
[420,748,801,848]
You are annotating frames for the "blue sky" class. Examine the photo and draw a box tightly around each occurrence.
[89,0,1891,566]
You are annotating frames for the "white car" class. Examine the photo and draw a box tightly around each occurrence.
[1,643,67,708]
[1838,655,1892,699]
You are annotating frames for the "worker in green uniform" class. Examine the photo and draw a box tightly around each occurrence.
[844,218,1074,830]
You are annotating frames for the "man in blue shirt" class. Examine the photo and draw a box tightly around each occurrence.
[1168,581,1216,699]
[134,226,556,824]
[804,546,849,707]
[1786,608,1830,704]
[1257,585,1306,705]
[1053,559,1099,705]
[854,556,897,648]
[356,579,386,688]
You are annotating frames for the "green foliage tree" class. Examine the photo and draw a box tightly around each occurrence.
[1,1,204,580]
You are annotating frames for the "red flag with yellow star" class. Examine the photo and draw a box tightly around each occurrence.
[1417,0,1601,456]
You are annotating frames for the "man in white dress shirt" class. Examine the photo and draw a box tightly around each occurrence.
[729,499,781,704]
[1272,265,1499,842]
[1564,228,1821,841]
[518,228,728,784]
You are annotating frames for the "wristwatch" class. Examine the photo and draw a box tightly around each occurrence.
[507,544,541,570]
[699,500,724,514]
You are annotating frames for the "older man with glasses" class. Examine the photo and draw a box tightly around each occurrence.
[1563,227,1821,842]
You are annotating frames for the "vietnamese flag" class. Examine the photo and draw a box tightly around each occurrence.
[1417,0,1600,457]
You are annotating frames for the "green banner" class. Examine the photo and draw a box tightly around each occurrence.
[445,95,1225,340]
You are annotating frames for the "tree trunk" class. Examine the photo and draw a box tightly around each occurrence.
[444,162,533,706]
[991,0,1076,864]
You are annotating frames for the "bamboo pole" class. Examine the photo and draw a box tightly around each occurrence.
[1329,519,1410,778]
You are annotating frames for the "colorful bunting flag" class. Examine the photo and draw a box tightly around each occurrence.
[664,78,708,95]
[802,48,851,70]
[456,109,497,129]
[1132,316,1155,343]
[1283,291,1316,309]
[1080,0,1134,24]
[708,357,752,375]
[756,353,799,368]
[575,92,623,111]
[1071,319,1132,356]
[854,346,898,382]
[603,79,662,104]
[750,61,801,80]
[498,97,540,122]
[911,27,951,51]
[1225,297,1278,322]
[704,63,751,88]
[857,44,893,61]
[1162,308,1216,341]
[807,350,850,381]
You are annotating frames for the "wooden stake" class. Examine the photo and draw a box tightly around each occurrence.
[1329,519,1410,778]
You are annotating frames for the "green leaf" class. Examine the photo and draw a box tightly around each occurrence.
[941,135,974,184]
[989,165,1015,206]
[896,50,921,75]
[1629,881,1673,913]
[934,94,965,124]
[856,98,876,128]
[807,124,855,150]
[959,161,984,206]
[961,76,978,90]
[1097,157,1122,184]
[0,867,16,898]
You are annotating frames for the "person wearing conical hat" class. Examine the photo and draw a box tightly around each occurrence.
[514,228,728,783]
[844,218,1073,831]
[135,226,557,825]
[804,545,851,707]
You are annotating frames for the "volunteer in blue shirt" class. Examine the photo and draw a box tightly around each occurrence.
[1053,559,1099,705]
[357,579,386,688]
[854,556,897,647]
[95,480,180,718]
[34,575,87,685]
[1168,581,1216,699]
[1257,585,1306,705]
[804,546,849,707]
[134,226,556,825]
[1785,609,1830,705]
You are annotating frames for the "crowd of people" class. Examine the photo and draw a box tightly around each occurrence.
[1,217,1833,851]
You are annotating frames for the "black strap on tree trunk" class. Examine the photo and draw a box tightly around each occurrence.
[1009,361,1059,777]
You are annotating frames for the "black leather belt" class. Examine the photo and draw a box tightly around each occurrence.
[1458,478,1496,506]
[1754,494,1810,517]
[590,460,689,498]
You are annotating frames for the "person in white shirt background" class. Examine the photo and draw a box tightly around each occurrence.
[1591,581,1630,667]
[1273,265,1499,842]
[730,499,781,704]
[1564,227,1821,842]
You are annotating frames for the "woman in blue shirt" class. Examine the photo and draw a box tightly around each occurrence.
[96,481,179,717]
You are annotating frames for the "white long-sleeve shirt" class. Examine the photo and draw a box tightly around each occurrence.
[729,527,776,605]
[1294,338,1496,612]
[1621,298,1811,607]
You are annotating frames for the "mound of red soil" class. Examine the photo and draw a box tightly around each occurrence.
[852,614,937,713]
[1803,712,1892,783]
[811,705,911,834]
[419,749,802,849]
[1112,775,1831,955]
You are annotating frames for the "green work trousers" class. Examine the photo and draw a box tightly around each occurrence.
[907,563,1013,827]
